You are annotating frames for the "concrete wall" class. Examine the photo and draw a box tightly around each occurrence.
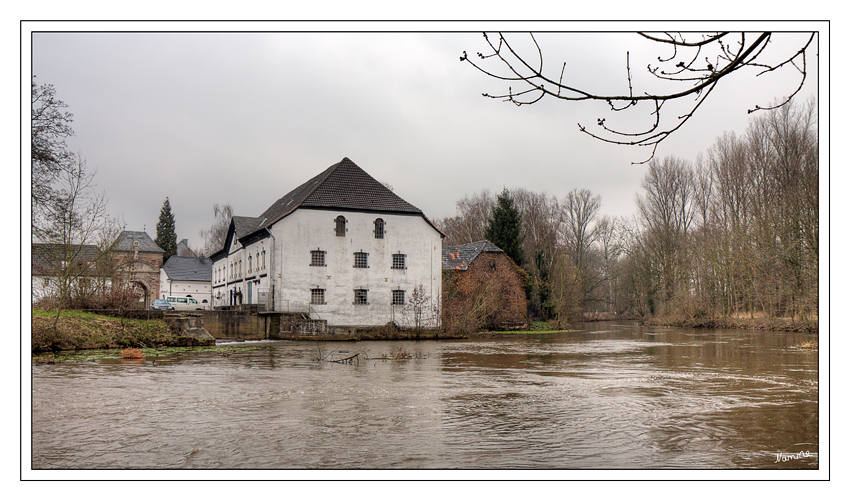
[270,208,442,328]
[200,309,276,340]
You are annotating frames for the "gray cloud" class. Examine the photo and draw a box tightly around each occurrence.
[30,29,819,251]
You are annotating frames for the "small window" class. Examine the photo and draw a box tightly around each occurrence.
[374,218,385,239]
[489,260,496,270]
[354,251,368,268]
[335,216,346,236]
[354,289,368,305]
[392,289,405,306]
[262,250,266,270]
[311,249,326,267]
[392,253,406,270]
[248,255,252,273]
[311,288,325,305]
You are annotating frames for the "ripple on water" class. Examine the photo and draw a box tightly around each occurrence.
[31,328,818,469]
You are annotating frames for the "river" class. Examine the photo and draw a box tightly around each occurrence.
[30,322,819,471]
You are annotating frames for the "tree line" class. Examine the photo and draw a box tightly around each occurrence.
[435,98,818,325]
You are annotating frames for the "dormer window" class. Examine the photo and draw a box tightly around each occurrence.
[374,218,385,239]
[335,216,346,236]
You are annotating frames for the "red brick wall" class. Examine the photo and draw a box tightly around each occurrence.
[443,252,527,330]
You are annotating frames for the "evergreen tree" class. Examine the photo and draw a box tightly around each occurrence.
[485,188,523,266]
[155,197,178,261]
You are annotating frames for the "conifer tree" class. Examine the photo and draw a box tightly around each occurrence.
[155,197,178,261]
[485,188,523,266]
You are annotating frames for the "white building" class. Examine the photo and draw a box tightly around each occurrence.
[159,255,213,306]
[209,157,444,328]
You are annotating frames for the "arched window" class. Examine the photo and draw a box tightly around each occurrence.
[335,216,346,236]
[262,250,266,269]
[374,218,385,239]
[248,255,252,273]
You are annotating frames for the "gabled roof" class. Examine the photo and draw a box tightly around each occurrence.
[210,158,443,260]
[115,231,164,253]
[162,256,212,282]
[257,157,422,228]
[32,243,101,275]
[232,216,264,239]
[442,240,505,270]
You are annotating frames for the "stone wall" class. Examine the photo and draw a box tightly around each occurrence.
[200,310,275,340]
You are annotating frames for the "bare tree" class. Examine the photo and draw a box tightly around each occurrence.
[200,203,234,256]
[559,188,603,310]
[434,190,493,246]
[462,32,815,162]
[635,156,697,312]
[32,77,76,237]
[36,156,122,314]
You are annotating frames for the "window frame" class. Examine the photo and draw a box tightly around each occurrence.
[310,249,326,267]
[392,253,407,270]
[310,288,326,305]
[354,288,368,305]
[392,289,405,306]
[335,216,346,237]
[353,251,368,269]
[374,218,385,239]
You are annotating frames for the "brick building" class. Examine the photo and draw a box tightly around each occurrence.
[112,230,164,308]
[442,240,527,330]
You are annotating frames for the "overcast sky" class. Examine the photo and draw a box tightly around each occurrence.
[29,24,821,252]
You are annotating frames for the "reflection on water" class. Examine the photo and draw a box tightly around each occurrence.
[31,322,818,469]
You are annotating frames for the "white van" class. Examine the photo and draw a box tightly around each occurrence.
[164,296,207,311]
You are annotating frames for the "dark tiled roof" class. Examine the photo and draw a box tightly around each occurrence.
[442,240,504,270]
[258,157,422,228]
[32,243,101,275]
[162,256,212,282]
[115,231,164,253]
[232,216,264,239]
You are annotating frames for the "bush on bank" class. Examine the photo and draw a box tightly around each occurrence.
[644,315,818,333]
[31,309,177,352]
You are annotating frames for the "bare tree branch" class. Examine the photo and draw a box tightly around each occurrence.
[462,32,813,163]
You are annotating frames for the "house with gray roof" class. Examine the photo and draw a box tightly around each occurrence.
[31,243,106,303]
[159,256,213,306]
[442,240,528,330]
[209,157,444,329]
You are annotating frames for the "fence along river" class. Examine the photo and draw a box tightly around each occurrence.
[31,322,818,470]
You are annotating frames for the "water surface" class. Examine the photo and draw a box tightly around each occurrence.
[31,322,819,469]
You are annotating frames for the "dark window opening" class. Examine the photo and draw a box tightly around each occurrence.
[354,251,368,268]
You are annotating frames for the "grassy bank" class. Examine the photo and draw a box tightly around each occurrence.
[644,315,818,333]
[32,309,178,352]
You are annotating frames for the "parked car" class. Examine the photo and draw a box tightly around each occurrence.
[165,296,207,311]
[150,299,174,310]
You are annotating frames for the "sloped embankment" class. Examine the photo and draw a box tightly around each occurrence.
[31,309,208,352]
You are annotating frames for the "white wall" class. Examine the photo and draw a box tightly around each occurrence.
[210,236,273,308]
[159,268,213,305]
[270,208,442,328]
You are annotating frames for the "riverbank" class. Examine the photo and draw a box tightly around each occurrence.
[31,309,204,352]
[643,315,818,333]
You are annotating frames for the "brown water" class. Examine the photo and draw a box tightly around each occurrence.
[30,322,819,470]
